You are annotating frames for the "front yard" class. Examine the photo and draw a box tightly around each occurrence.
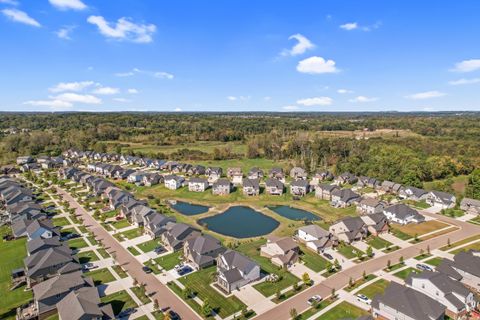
[317,301,368,320]
[113,228,144,241]
[299,246,329,272]
[86,268,116,286]
[137,239,162,253]
[155,251,182,271]
[366,237,392,250]
[100,290,138,316]
[391,220,450,238]
[357,279,390,299]
[393,267,419,280]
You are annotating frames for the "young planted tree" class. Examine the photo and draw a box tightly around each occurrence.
[289,308,298,320]
[302,272,311,286]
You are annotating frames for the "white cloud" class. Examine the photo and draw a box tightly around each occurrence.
[115,71,135,77]
[92,86,119,95]
[154,71,174,79]
[296,96,333,106]
[405,91,446,100]
[115,68,173,79]
[451,59,480,73]
[227,96,237,101]
[174,107,182,112]
[2,9,41,27]
[349,96,378,103]
[337,89,353,94]
[127,88,139,94]
[340,22,358,30]
[281,34,315,56]
[55,26,75,40]
[49,0,86,10]
[53,93,102,104]
[263,96,272,101]
[24,99,73,109]
[49,81,95,93]
[87,15,156,43]
[0,0,19,5]
[281,105,299,111]
[113,98,131,103]
[297,56,338,74]
[227,96,250,102]
[448,78,480,85]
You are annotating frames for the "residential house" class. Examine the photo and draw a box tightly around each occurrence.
[295,225,336,253]
[242,178,260,196]
[329,217,367,243]
[290,179,310,196]
[206,167,222,183]
[265,178,284,195]
[144,213,175,239]
[17,156,34,165]
[114,168,135,180]
[334,172,358,186]
[216,250,261,293]
[399,186,428,201]
[380,181,404,194]
[383,203,425,225]
[315,184,340,200]
[290,167,307,180]
[26,220,60,241]
[183,235,226,269]
[310,171,334,187]
[227,167,243,185]
[164,175,185,190]
[427,190,456,209]
[187,165,206,176]
[372,282,446,320]
[357,198,384,214]
[27,237,64,255]
[438,251,480,292]
[212,178,232,195]
[161,223,201,251]
[142,172,163,186]
[269,167,285,182]
[57,286,114,320]
[460,198,480,215]
[7,201,45,223]
[357,176,380,189]
[361,213,389,236]
[188,177,209,192]
[330,189,361,208]
[127,171,146,184]
[260,236,299,268]
[247,167,264,180]
[406,271,476,319]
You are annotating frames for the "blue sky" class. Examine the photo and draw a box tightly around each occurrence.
[1,0,480,112]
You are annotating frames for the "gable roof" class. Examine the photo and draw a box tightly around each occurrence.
[298,224,330,239]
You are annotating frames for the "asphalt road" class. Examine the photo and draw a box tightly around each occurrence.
[56,188,202,320]
[253,210,480,320]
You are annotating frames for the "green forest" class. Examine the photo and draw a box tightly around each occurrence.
[1,112,479,190]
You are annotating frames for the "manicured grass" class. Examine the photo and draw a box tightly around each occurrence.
[178,266,247,318]
[127,246,141,256]
[337,243,363,260]
[297,298,336,320]
[0,233,32,320]
[101,222,113,231]
[155,251,182,271]
[103,210,119,218]
[167,281,204,318]
[390,228,412,240]
[86,268,116,286]
[111,219,131,230]
[450,241,480,254]
[421,226,458,241]
[392,220,450,237]
[131,286,151,304]
[68,237,89,250]
[440,208,465,218]
[144,259,162,274]
[100,290,138,316]
[357,279,390,299]
[77,225,88,234]
[401,199,430,209]
[77,250,100,263]
[96,248,110,259]
[138,239,162,253]
[299,247,329,272]
[113,228,144,241]
[367,237,392,250]
[382,245,400,253]
[344,274,377,292]
[272,284,306,303]
[414,253,432,260]
[61,227,75,237]
[152,311,165,320]
[316,301,368,320]
[52,217,70,227]
[393,267,419,280]
[235,239,299,297]
[440,234,480,251]
[87,235,98,246]
[425,257,443,267]
[384,263,405,272]
[112,265,129,279]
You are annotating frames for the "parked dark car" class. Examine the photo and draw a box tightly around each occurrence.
[142,266,152,274]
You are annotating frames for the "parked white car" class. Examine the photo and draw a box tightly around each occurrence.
[356,294,372,305]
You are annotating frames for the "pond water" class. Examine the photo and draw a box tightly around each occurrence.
[198,206,279,238]
[170,201,210,216]
[267,205,320,221]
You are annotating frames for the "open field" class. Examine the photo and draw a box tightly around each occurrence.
[316,301,368,320]
[423,175,468,197]
[391,220,450,238]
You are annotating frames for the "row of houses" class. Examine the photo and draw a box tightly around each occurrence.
[373,250,480,320]
[0,176,113,320]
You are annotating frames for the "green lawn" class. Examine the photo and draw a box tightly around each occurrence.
[68,238,89,250]
[299,247,329,272]
[138,239,162,253]
[297,298,336,320]
[344,274,377,292]
[77,250,100,264]
[100,290,138,315]
[440,234,480,251]
[367,237,392,250]
[337,243,363,259]
[425,257,443,267]
[235,239,299,297]
[86,268,116,286]
[111,219,131,230]
[52,217,70,227]
[316,301,368,320]
[0,232,32,320]
[96,248,110,259]
[382,245,400,253]
[393,267,419,280]
[390,228,412,240]
[112,265,129,279]
[131,286,151,304]
[451,241,480,254]
[113,228,144,241]
[155,251,182,270]
[177,266,246,318]
[127,246,141,256]
[440,208,465,218]
[414,253,432,260]
[357,279,390,299]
